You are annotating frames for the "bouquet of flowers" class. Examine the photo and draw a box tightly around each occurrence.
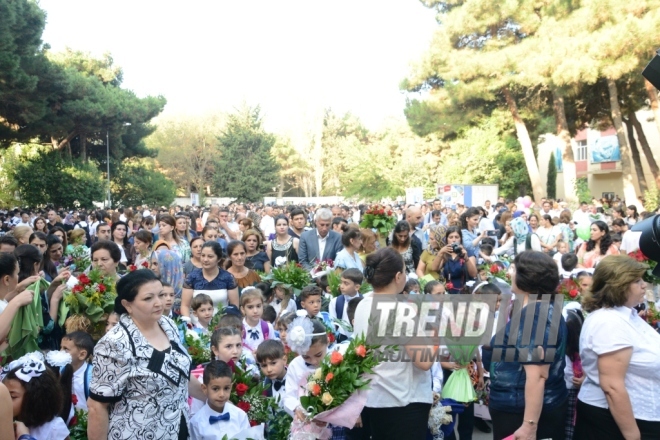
[174,318,211,366]
[128,261,150,272]
[230,357,277,427]
[68,407,88,440]
[62,270,116,334]
[441,345,478,403]
[63,245,91,273]
[483,262,509,282]
[428,395,463,440]
[558,278,581,303]
[298,334,380,429]
[629,250,660,285]
[646,302,660,328]
[359,204,397,236]
[263,262,313,296]
[311,259,334,279]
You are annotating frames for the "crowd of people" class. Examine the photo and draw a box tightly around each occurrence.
[0,195,658,440]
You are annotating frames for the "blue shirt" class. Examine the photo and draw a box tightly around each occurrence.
[183,268,237,291]
[461,228,480,258]
[334,248,364,271]
[488,302,567,413]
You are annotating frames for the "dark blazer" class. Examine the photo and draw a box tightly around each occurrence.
[298,229,343,270]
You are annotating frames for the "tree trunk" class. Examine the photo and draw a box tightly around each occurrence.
[502,85,544,203]
[607,78,642,209]
[630,110,660,188]
[644,79,660,138]
[624,116,648,194]
[552,89,578,204]
[278,174,284,198]
[79,131,87,162]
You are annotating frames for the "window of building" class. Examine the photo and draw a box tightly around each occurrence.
[575,140,588,161]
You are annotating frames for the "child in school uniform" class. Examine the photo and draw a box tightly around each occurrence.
[161,281,176,318]
[269,284,297,317]
[328,268,363,343]
[190,360,250,440]
[255,340,288,405]
[297,285,333,330]
[241,288,276,353]
[60,330,95,411]
[191,293,214,336]
[334,297,364,356]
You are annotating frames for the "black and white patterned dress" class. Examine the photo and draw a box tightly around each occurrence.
[89,314,192,439]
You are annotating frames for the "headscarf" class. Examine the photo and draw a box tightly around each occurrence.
[431,225,448,255]
[153,249,183,313]
[152,239,171,251]
[510,217,529,243]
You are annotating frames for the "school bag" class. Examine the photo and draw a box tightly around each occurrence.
[241,320,270,341]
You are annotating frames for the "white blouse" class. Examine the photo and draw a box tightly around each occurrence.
[578,306,660,421]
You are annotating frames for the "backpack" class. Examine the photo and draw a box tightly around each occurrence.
[335,294,362,321]
[241,320,270,341]
[83,363,94,400]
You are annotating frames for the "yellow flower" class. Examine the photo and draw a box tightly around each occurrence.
[313,368,323,380]
[321,392,333,406]
[306,381,316,392]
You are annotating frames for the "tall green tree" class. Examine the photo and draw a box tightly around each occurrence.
[12,150,104,207]
[547,152,557,200]
[111,158,176,207]
[213,106,280,202]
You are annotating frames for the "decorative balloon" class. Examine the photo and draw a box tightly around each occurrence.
[576,225,591,241]
[523,196,533,208]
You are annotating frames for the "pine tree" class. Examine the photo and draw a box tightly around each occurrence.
[547,152,557,200]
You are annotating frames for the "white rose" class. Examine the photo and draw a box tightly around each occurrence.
[313,368,323,380]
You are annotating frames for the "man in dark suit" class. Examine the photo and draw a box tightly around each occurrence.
[298,208,343,270]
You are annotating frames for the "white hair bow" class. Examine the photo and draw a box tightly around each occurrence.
[286,316,326,354]
[46,350,72,368]
[1,351,46,383]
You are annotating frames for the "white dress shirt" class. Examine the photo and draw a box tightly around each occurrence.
[190,401,250,440]
[30,417,70,440]
[283,355,318,416]
[353,296,432,407]
[72,362,88,411]
[260,215,276,238]
[317,230,328,261]
[578,306,660,421]
[242,318,276,353]
[620,230,642,253]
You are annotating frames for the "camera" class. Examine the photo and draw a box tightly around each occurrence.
[451,243,462,254]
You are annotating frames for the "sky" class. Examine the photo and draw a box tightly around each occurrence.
[38,0,438,133]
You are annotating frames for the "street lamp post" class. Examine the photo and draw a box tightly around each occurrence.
[106,130,111,208]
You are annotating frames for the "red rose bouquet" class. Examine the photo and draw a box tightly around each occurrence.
[558,278,581,303]
[629,250,660,285]
[62,269,117,334]
[230,357,277,427]
[311,259,334,278]
[359,204,397,236]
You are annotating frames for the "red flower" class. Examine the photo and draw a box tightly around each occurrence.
[387,210,393,216]
[141,261,149,268]
[311,383,321,396]
[72,284,84,293]
[325,372,334,382]
[237,400,251,412]
[71,393,78,405]
[569,289,579,298]
[235,383,249,397]
[98,284,106,293]
[354,345,367,358]
[128,265,137,272]
[327,333,335,343]
[445,282,454,290]
[249,420,258,427]
[69,415,78,427]
[78,274,91,285]
[490,264,499,274]
[330,351,343,365]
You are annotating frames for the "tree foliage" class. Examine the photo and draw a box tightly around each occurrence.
[547,152,557,200]
[212,107,280,202]
[111,158,176,208]
[12,150,104,207]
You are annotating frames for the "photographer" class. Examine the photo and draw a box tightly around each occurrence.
[437,226,477,294]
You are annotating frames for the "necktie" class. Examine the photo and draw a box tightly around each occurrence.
[273,380,283,391]
[305,362,313,367]
[209,413,230,424]
[248,328,259,340]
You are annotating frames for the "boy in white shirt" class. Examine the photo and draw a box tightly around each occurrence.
[329,268,363,343]
[191,293,214,336]
[60,331,95,411]
[190,360,250,440]
[255,340,288,405]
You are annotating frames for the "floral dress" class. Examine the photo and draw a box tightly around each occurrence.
[171,239,191,265]
[89,314,192,440]
[401,245,415,275]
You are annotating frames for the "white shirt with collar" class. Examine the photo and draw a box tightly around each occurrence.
[30,417,70,440]
[317,230,328,261]
[72,362,89,411]
[242,318,275,353]
[578,306,660,421]
[190,401,250,440]
[269,298,297,316]
[260,215,275,238]
[283,355,318,416]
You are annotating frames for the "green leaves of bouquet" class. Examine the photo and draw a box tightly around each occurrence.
[359,204,396,236]
[263,262,312,296]
[300,334,380,416]
[230,358,277,427]
[63,269,116,323]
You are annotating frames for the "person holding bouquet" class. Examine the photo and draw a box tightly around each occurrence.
[353,247,434,440]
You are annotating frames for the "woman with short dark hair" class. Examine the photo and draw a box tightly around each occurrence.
[88,270,205,439]
[489,251,568,440]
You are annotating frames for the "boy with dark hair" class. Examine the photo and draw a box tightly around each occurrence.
[190,360,249,439]
[561,253,579,278]
[262,304,277,324]
[255,340,287,403]
[329,268,363,342]
[299,285,323,319]
[60,331,95,410]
